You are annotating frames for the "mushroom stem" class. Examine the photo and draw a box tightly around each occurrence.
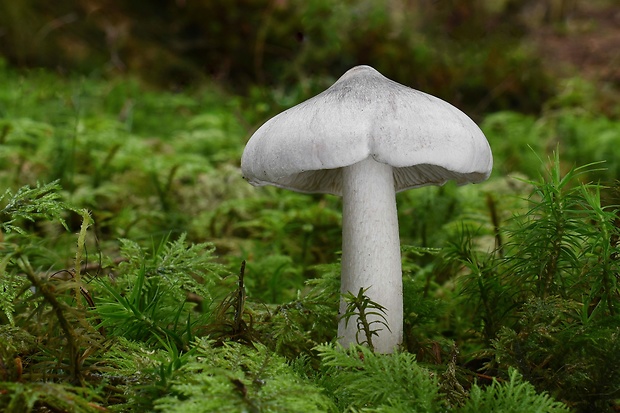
[340,157,403,353]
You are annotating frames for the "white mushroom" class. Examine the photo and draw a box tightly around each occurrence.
[241,65,492,353]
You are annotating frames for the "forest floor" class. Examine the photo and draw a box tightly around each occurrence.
[529,1,620,85]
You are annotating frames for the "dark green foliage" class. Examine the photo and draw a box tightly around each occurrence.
[313,345,569,412]
[0,181,77,325]
[461,368,570,413]
[0,180,72,233]
[492,300,620,411]
[244,254,302,304]
[447,156,620,411]
[154,339,335,413]
[0,326,36,380]
[203,260,257,346]
[0,183,101,385]
[256,264,339,358]
[316,343,444,412]
[444,228,517,343]
[401,262,449,358]
[503,155,617,304]
[0,381,103,413]
[95,235,227,350]
[230,193,343,270]
[481,111,546,178]
[482,108,620,184]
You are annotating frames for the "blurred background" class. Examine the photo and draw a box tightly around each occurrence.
[1,0,618,119]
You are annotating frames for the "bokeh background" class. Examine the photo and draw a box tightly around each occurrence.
[2,0,618,118]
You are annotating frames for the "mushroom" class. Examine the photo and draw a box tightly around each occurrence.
[241,65,492,353]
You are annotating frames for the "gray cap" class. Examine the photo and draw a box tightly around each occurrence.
[241,65,493,196]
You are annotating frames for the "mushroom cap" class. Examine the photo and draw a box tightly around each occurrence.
[241,65,493,196]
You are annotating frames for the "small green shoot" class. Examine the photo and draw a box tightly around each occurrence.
[341,287,391,352]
